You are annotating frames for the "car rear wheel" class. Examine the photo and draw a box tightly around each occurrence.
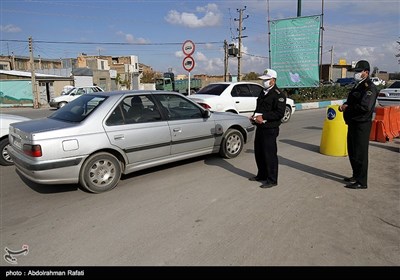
[219,129,244,159]
[79,152,121,193]
[0,138,14,166]
[281,106,292,123]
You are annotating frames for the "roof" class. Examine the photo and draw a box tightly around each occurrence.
[0,69,65,78]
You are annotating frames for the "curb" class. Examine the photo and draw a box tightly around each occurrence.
[295,99,346,111]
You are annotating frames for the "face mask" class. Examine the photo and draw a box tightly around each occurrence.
[263,80,272,88]
[354,72,363,81]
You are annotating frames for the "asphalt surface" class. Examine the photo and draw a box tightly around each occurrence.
[0,107,399,267]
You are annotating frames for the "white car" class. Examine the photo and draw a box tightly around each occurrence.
[377,80,400,106]
[49,86,104,109]
[0,114,30,165]
[371,77,386,86]
[188,82,296,123]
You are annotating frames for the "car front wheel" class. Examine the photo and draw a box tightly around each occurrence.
[58,102,67,108]
[79,152,121,193]
[0,138,13,166]
[219,129,244,159]
[281,106,292,123]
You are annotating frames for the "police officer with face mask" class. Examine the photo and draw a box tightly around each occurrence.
[339,60,378,189]
[249,69,286,188]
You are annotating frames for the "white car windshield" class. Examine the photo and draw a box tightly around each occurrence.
[195,84,229,96]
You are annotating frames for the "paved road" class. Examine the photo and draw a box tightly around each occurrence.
[0,107,399,266]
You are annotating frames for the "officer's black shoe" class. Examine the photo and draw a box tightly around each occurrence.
[259,182,277,189]
[344,182,367,189]
[343,176,356,182]
[248,176,265,181]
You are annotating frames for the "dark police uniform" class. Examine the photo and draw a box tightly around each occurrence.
[343,78,378,186]
[252,85,286,184]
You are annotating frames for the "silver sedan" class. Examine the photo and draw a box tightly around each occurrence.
[9,91,255,193]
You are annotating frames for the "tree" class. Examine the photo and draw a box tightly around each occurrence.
[141,68,160,83]
[242,71,259,81]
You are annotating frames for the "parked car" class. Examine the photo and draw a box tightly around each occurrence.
[8,91,255,193]
[371,77,386,86]
[336,77,356,87]
[187,82,296,123]
[377,80,400,106]
[0,114,30,166]
[49,86,104,109]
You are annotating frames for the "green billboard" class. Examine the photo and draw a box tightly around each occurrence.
[270,15,321,88]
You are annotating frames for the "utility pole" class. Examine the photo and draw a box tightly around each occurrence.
[11,52,15,70]
[329,46,334,81]
[297,0,302,17]
[29,37,39,109]
[224,40,228,82]
[235,6,248,82]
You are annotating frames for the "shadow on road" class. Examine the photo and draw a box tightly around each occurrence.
[279,155,345,183]
[279,139,320,153]
[203,157,254,180]
[369,142,399,153]
[302,126,323,130]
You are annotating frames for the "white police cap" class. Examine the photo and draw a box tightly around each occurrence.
[259,68,277,80]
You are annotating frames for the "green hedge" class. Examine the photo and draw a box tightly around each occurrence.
[283,85,385,103]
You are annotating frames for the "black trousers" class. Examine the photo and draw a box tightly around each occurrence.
[347,121,372,186]
[254,127,279,184]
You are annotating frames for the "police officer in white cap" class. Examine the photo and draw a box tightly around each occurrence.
[339,60,378,189]
[249,69,286,188]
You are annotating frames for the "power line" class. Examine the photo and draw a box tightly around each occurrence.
[242,52,268,59]
[0,39,224,46]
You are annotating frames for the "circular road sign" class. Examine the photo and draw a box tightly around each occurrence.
[182,40,195,56]
[183,56,195,72]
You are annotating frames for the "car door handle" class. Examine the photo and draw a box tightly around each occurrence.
[114,134,125,140]
[235,101,240,103]
[173,128,182,132]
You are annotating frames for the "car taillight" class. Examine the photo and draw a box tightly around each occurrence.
[23,144,42,157]
[199,103,211,109]
[378,93,386,97]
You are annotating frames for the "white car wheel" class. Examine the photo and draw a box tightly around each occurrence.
[281,106,292,123]
[58,102,67,108]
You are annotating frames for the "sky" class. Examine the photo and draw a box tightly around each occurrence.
[1,0,399,77]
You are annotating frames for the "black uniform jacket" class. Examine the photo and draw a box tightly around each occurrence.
[343,78,378,124]
[253,85,286,128]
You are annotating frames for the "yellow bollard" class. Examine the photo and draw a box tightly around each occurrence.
[320,105,348,156]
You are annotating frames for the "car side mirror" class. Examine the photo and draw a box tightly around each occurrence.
[202,109,211,118]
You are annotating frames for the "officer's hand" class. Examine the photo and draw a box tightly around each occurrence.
[339,104,348,112]
[255,115,264,124]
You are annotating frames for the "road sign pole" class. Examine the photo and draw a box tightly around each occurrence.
[188,72,191,95]
[182,40,196,95]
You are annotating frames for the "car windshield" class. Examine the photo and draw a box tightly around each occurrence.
[49,95,107,122]
[388,81,400,88]
[155,79,164,86]
[195,84,229,96]
[62,87,76,95]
